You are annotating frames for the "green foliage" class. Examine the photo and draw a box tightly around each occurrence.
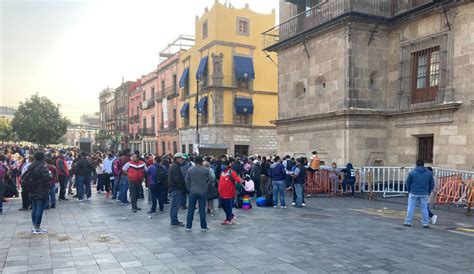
[0,118,16,143]
[11,94,70,146]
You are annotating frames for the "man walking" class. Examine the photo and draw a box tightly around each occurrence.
[102,151,116,199]
[147,156,167,214]
[404,160,434,228]
[122,153,147,212]
[185,156,211,231]
[169,153,186,227]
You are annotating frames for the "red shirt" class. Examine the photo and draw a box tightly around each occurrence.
[218,168,241,199]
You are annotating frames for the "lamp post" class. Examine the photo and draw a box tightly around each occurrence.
[195,78,200,155]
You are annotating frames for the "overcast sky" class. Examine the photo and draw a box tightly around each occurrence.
[1,0,278,123]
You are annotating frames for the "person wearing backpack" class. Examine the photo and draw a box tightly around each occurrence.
[23,151,52,234]
[0,154,9,214]
[168,153,187,227]
[147,156,167,214]
[122,153,147,212]
[218,160,241,225]
[250,159,262,197]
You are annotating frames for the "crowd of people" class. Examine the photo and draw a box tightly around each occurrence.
[0,144,439,234]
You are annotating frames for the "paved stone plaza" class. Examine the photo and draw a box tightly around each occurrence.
[0,194,473,274]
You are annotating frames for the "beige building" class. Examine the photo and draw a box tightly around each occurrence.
[263,0,474,170]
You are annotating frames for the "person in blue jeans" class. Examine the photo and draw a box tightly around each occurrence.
[147,156,167,214]
[0,154,8,214]
[404,160,434,228]
[185,156,211,231]
[270,156,287,208]
[119,175,129,204]
[291,158,306,207]
[25,151,51,234]
[75,152,94,201]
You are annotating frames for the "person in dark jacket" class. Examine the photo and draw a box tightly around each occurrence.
[291,158,306,207]
[25,151,51,234]
[341,163,356,197]
[404,160,434,228]
[147,156,167,214]
[75,152,94,201]
[0,154,8,214]
[168,153,186,227]
[270,156,287,208]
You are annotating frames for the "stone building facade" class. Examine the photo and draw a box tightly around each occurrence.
[178,2,279,157]
[264,0,474,170]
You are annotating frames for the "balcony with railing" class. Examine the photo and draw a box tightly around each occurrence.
[141,128,155,136]
[262,0,436,51]
[142,99,155,110]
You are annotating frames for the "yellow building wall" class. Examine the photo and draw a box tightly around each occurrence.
[178,1,278,128]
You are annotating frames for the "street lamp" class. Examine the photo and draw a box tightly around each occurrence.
[195,78,200,155]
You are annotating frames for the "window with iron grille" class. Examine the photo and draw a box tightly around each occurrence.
[412,46,440,103]
[418,136,434,164]
[399,34,448,107]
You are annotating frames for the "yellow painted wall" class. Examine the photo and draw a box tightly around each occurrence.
[178,1,278,128]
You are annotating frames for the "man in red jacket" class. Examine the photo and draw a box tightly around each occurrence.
[122,153,147,212]
[218,160,241,225]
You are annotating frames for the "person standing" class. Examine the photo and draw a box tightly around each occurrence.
[250,159,262,197]
[291,158,306,207]
[270,156,287,208]
[75,152,94,201]
[147,156,167,214]
[122,153,147,212]
[179,154,193,210]
[118,149,132,205]
[426,167,438,225]
[185,156,211,231]
[404,160,434,228]
[102,151,115,199]
[55,151,69,201]
[168,153,186,227]
[45,158,58,209]
[309,151,320,172]
[218,160,241,225]
[260,157,271,196]
[0,154,9,214]
[19,155,33,210]
[23,151,51,234]
[341,163,356,197]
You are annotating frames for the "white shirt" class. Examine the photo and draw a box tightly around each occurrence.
[103,156,116,174]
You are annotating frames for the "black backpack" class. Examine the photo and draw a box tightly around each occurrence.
[155,164,167,185]
[21,165,37,191]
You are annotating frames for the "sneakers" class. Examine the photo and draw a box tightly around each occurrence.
[281,205,288,209]
[201,227,209,232]
[302,203,306,207]
[291,202,296,206]
[76,198,83,202]
[431,215,438,225]
[171,222,185,227]
[221,220,233,225]
[159,210,164,214]
[185,228,191,231]
[32,228,48,235]
[86,197,91,201]
[273,206,277,208]
[231,214,237,221]
[423,225,430,229]
[403,223,412,227]
[147,211,156,214]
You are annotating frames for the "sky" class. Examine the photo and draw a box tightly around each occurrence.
[1,0,278,123]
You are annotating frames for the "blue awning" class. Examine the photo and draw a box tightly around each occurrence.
[235,97,254,114]
[179,68,189,88]
[197,96,208,114]
[234,56,255,79]
[196,56,209,81]
[180,103,189,117]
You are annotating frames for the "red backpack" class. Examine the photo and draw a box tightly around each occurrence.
[127,160,146,183]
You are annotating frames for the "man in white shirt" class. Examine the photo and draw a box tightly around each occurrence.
[102,151,116,198]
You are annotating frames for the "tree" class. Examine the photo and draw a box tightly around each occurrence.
[11,94,70,146]
[0,118,16,144]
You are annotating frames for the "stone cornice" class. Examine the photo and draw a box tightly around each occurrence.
[199,40,256,53]
[273,102,462,125]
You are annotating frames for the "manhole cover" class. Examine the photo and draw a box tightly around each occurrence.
[300,214,331,219]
